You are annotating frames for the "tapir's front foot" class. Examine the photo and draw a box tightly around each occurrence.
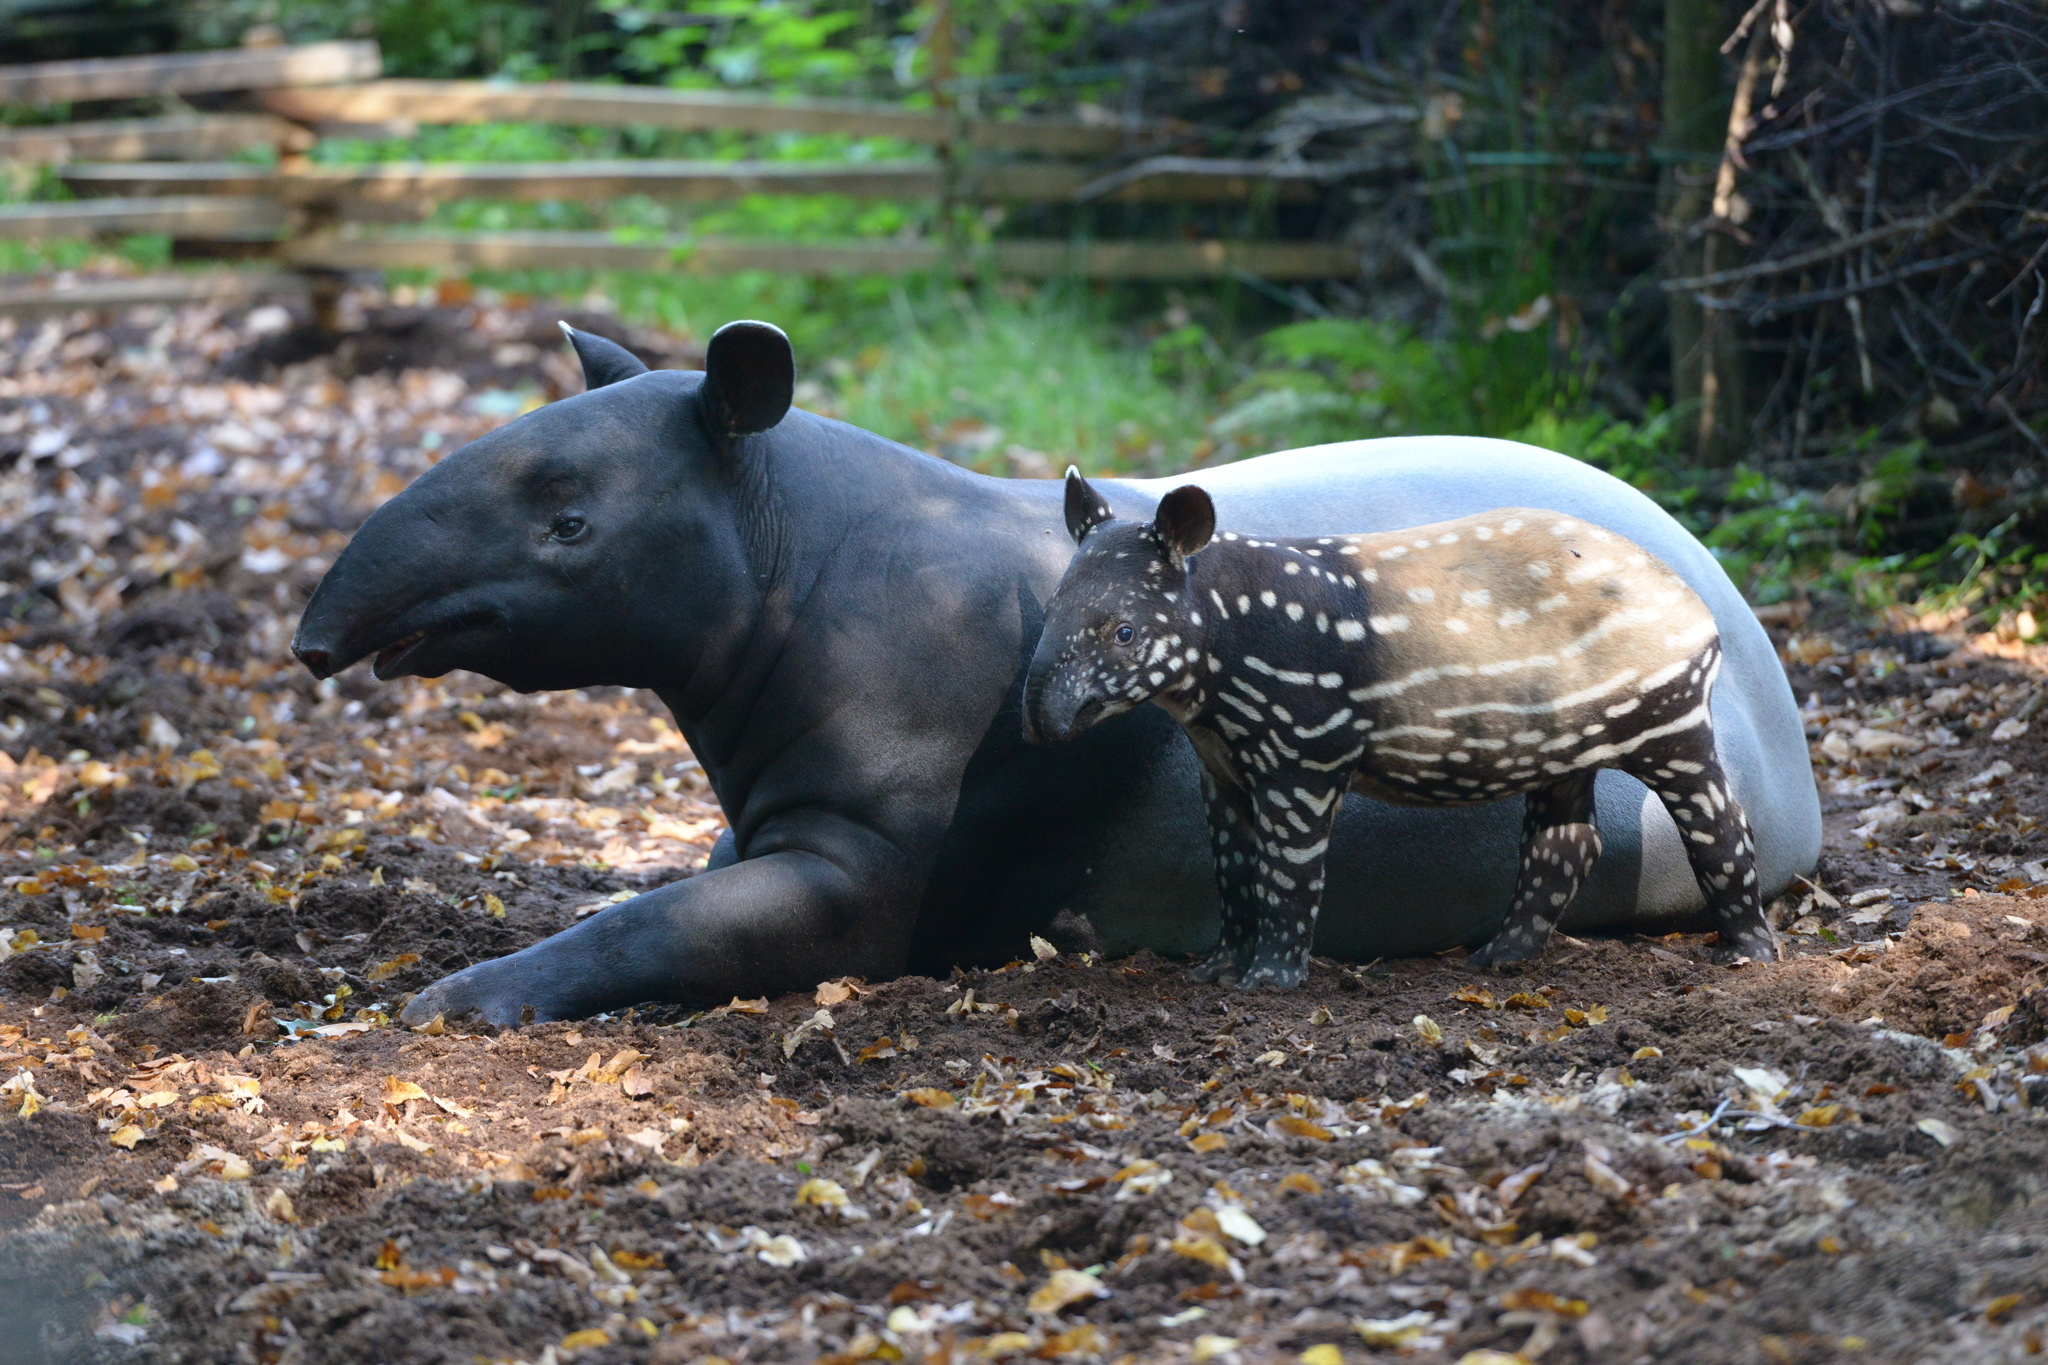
[1465,928,1547,973]
[1235,955,1309,990]
[1187,944,1241,985]
[1709,924,1779,965]
[401,953,580,1029]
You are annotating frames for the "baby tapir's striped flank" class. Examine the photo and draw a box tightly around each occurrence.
[1022,470,1776,989]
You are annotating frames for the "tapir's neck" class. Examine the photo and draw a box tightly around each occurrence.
[652,410,1048,779]
[1167,537,1376,718]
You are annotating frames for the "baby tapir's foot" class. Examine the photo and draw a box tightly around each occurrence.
[1235,954,1309,990]
[1465,924,1550,973]
[1188,945,1241,985]
[1709,923,1779,965]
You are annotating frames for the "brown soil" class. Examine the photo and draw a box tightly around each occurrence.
[6,295,2048,1365]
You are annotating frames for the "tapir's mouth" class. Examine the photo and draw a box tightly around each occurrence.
[372,630,429,679]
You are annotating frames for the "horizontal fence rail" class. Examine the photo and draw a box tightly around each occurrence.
[0,41,378,105]
[0,270,308,316]
[0,114,308,164]
[0,196,288,238]
[279,232,1360,280]
[0,40,1364,309]
[57,158,1317,212]
[254,78,1154,157]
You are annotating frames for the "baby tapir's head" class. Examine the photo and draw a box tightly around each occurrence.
[1022,470,1215,744]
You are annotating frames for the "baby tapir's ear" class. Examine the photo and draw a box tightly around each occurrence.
[1064,467,1115,544]
[702,320,795,439]
[559,322,651,391]
[1152,484,1215,564]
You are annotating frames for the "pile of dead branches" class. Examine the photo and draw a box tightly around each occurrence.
[1682,0,2048,528]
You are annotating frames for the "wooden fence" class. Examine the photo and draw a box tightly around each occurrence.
[0,40,1362,316]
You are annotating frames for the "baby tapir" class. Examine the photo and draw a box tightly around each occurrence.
[1022,470,1777,989]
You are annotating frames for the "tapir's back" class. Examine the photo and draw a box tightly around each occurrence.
[1334,507,1717,710]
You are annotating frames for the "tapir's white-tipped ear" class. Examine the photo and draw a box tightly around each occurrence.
[1064,468,1115,544]
[703,319,793,439]
[1152,484,1215,564]
[560,323,650,391]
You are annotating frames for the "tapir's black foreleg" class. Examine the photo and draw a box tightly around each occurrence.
[1626,741,1776,964]
[1468,770,1602,971]
[1190,771,1262,984]
[399,836,914,1027]
[1237,772,1343,990]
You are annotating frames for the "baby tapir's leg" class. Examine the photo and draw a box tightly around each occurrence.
[1190,771,1262,984]
[1625,740,1776,964]
[1468,771,1601,971]
[1236,773,1343,990]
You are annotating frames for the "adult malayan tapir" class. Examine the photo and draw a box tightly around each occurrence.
[292,320,1820,1026]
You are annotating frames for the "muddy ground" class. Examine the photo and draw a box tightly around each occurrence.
[5,295,2048,1365]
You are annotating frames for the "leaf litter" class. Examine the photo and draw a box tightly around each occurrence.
[7,297,2048,1361]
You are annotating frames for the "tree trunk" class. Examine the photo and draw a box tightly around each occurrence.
[1661,0,1748,465]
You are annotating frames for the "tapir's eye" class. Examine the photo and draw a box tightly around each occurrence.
[1114,623,1135,645]
[550,514,588,543]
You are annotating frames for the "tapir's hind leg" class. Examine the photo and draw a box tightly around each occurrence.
[1189,771,1261,983]
[1622,738,1776,964]
[1468,771,1601,971]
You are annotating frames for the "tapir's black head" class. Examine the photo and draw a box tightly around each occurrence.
[291,319,794,693]
[1021,470,1215,744]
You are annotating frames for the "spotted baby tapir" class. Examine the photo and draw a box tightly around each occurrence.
[1022,470,1777,989]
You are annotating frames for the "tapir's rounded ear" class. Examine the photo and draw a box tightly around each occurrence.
[559,321,650,390]
[1064,466,1115,544]
[1152,484,1215,564]
[702,320,794,439]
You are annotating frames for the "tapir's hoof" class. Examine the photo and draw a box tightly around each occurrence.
[1710,928,1779,965]
[401,960,561,1029]
[1467,932,1543,973]
[1188,947,1241,984]
[1234,959,1308,990]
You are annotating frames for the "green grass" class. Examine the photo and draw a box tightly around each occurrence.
[831,286,1210,474]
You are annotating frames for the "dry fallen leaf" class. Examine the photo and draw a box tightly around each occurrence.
[1413,1014,1443,1046]
[795,1178,849,1210]
[1214,1206,1266,1246]
[1028,1267,1109,1315]
[1354,1312,1438,1348]
[383,1077,428,1104]
[1498,1287,1589,1317]
[962,1191,1021,1218]
[1170,1233,1237,1274]
[1583,1152,1632,1198]
[1190,1132,1228,1153]
[815,976,867,1007]
[1917,1117,1960,1147]
[902,1087,955,1109]
[1272,1115,1335,1141]
[1030,934,1058,962]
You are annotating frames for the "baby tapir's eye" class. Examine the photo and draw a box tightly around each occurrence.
[550,514,589,542]
[1114,623,1135,644]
